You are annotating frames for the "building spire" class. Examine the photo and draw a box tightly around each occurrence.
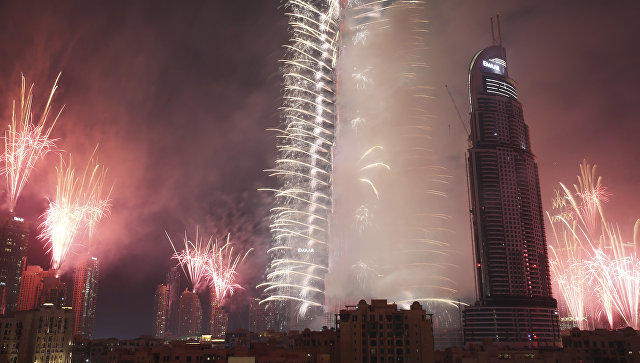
[490,17,496,45]
[496,13,503,46]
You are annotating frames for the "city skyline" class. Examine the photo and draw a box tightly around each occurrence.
[0,0,637,338]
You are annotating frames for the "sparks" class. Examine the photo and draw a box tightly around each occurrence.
[2,74,62,212]
[39,150,111,270]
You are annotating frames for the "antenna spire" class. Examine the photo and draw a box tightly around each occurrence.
[490,17,496,45]
[496,13,503,46]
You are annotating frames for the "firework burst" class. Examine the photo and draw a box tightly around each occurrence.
[548,160,640,329]
[2,74,62,212]
[207,234,253,304]
[40,150,111,270]
[168,229,212,293]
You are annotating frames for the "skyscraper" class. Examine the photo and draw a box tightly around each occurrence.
[262,0,339,329]
[72,256,99,338]
[249,298,271,333]
[177,289,202,337]
[17,265,45,311]
[0,215,29,315]
[153,284,169,339]
[166,266,181,337]
[463,31,561,347]
[210,300,228,338]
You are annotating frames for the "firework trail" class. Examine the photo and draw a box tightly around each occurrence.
[168,229,212,293]
[40,150,111,270]
[2,74,62,212]
[548,160,640,329]
[262,1,459,328]
[260,0,340,322]
[207,234,253,303]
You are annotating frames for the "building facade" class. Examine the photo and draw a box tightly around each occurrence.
[166,266,181,338]
[463,42,560,348]
[0,304,74,362]
[249,297,272,333]
[17,265,45,311]
[72,256,99,338]
[177,289,202,337]
[152,284,169,339]
[0,215,29,315]
[337,299,435,362]
[210,299,228,338]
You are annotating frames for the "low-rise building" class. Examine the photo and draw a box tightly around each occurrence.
[337,299,435,362]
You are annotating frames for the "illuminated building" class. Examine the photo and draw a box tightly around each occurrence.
[0,215,29,315]
[72,256,99,338]
[463,26,561,347]
[210,291,228,338]
[166,266,181,337]
[40,270,68,308]
[249,298,271,333]
[153,284,169,339]
[337,299,435,362]
[0,303,74,362]
[177,289,202,337]
[17,265,45,311]
[261,0,339,329]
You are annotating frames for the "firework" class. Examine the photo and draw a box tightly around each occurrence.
[548,160,640,329]
[168,230,212,293]
[207,234,253,304]
[260,0,340,319]
[40,151,111,270]
[2,74,62,212]
[262,1,457,327]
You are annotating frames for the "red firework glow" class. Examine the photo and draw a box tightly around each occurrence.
[2,74,62,212]
[548,160,640,330]
[168,230,252,302]
[39,151,111,270]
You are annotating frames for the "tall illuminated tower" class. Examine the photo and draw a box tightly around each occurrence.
[166,266,181,337]
[261,0,340,328]
[72,256,99,338]
[463,31,561,347]
[178,289,202,337]
[17,265,45,311]
[153,284,169,339]
[0,215,29,315]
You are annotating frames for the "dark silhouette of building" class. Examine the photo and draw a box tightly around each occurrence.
[463,22,560,348]
[40,270,68,308]
[152,283,169,338]
[72,256,99,338]
[0,215,29,315]
[337,299,435,362]
[177,289,202,337]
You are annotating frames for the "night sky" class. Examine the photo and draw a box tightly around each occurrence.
[0,0,638,338]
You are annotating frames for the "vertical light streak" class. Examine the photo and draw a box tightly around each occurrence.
[2,74,62,212]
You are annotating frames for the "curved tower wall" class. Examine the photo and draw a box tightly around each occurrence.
[463,45,561,348]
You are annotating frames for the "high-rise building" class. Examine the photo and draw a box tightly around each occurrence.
[262,0,338,329]
[210,297,228,338]
[153,284,169,339]
[17,265,45,311]
[463,32,561,347]
[40,270,68,308]
[337,299,435,362]
[0,304,74,362]
[166,267,181,337]
[249,298,271,333]
[72,256,99,338]
[0,215,29,315]
[177,289,202,337]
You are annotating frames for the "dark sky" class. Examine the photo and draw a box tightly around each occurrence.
[0,0,638,338]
